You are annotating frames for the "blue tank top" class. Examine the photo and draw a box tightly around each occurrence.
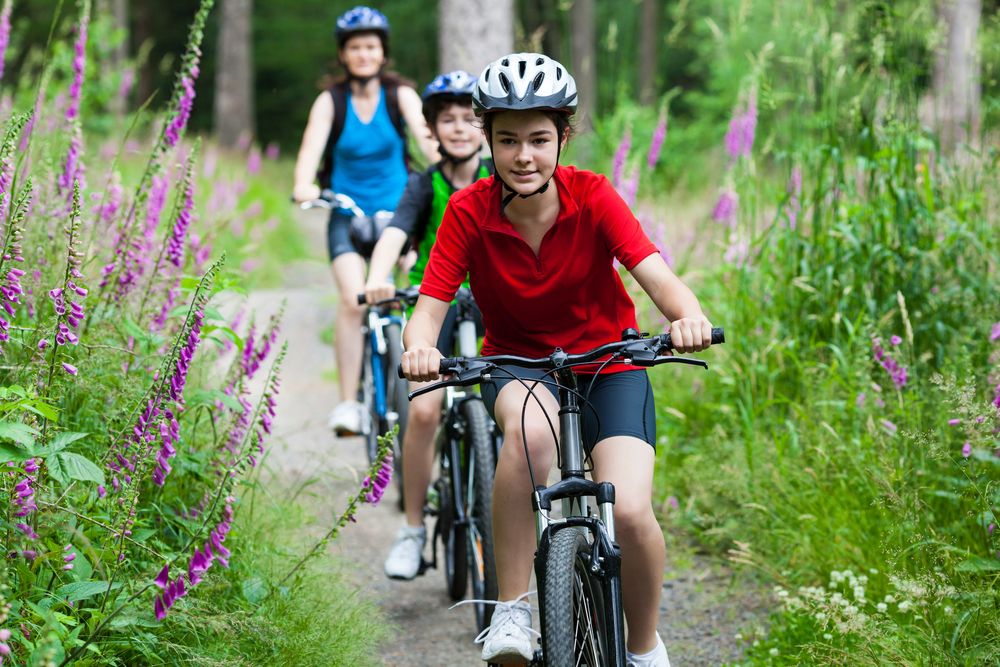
[330,88,408,215]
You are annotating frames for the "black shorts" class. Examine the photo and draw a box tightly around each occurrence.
[480,368,656,452]
[434,302,484,355]
[327,211,358,261]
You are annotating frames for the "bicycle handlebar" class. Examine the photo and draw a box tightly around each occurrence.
[400,327,725,398]
[356,286,422,307]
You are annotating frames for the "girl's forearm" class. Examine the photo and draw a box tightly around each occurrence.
[366,228,408,284]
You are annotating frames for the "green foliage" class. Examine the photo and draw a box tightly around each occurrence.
[0,1,383,664]
[651,87,1000,667]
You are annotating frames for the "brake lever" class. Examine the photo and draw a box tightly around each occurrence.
[406,361,496,400]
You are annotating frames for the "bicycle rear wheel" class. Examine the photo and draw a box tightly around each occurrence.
[461,398,498,633]
[540,528,614,667]
[438,439,468,601]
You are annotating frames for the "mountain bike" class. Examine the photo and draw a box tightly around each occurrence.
[396,288,501,633]
[412,327,724,666]
[356,288,414,504]
[300,192,408,495]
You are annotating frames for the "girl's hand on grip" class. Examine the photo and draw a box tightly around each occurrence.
[401,347,443,382]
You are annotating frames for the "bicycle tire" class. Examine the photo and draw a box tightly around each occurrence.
[439,440,468,601]
[540,528,612,667]
[383,322,408,510]
[461,398,498,632]
[358,335,379,465]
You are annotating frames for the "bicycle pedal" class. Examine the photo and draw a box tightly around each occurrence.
[417,558,435,575]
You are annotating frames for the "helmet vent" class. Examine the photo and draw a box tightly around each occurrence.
[498,72,511,94]
[532,72,545,91]
[536,57,544,66]
[555,67,562,81]
[483,67,491,82]
[501,58,509,67]
[518,60,527,78]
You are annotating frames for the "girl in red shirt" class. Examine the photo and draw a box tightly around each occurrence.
[402,53,713,667]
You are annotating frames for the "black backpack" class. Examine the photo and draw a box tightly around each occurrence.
[316,80,409,187]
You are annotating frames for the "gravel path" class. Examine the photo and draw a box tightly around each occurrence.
[249,209,768,666]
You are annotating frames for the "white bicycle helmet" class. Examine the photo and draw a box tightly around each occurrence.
[473,53,577,116]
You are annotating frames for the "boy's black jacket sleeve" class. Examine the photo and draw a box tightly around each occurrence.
[390,169,433,238]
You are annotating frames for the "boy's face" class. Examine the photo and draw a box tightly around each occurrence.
[432,103,479,160]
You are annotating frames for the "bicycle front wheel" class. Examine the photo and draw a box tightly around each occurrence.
[461,398,498,632]
[540,528,614,667]
[358,334,379,465]
[384,321,408,509]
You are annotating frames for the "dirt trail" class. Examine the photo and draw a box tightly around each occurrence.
[249,209,766,666]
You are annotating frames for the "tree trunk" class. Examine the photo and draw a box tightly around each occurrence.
[214,0,255,148]
[933,0,981,153]
[439,0,514,76]
[570,0,595,133]
[638,0,658,105]
[133,0,155,108]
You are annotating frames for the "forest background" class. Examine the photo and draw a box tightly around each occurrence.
[1,0,999,665]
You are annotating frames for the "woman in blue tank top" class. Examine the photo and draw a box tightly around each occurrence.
[292,6,438,436]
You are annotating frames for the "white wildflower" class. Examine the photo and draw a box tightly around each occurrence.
[876,603,887,613]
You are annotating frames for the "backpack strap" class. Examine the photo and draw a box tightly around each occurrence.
[383,82,411,171]
[316,80,411,186]
[317,81,349,187]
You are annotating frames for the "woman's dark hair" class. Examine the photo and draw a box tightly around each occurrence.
[321,69,414,91]
[481,110,576,143]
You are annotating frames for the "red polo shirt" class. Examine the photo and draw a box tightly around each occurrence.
[420,165,659,372]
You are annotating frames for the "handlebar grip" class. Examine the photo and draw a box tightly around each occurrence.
[661,327,725,350]
[396,357,461,380]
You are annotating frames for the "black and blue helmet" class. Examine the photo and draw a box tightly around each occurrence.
[335,6,390,45]
[422,70,477,123]
[422,70,477,100]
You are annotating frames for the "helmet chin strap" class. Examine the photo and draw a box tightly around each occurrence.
[438,144,482,167]
[495,141,561,212]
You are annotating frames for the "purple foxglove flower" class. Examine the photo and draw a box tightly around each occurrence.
[265,142,280,160]
[962,442,972,458]
[363,452,394,505]
[646,110,668,170]
[164,65,200,149]
[991,322,1000,342]
[16,522,38,539]
[712,189,738,227]
[247,145,261,174]
[881,419,897,435]
[0,0,11,82]
[62,362,78,376]
[154,595,166,620]
[612,128,631,189]
[890,335,902,346]
[155,564,170,589]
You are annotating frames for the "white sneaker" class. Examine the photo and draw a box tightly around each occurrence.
[627,632,670,667]
[384,525,426,580]
[328,400,367,435]
[474,594,538,663]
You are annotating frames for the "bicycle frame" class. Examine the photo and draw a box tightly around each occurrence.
[363,306,405,427]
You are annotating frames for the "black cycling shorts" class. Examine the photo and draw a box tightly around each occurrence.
[434,301,484,355]
[327,211,358,261]
[480,368,656,452]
